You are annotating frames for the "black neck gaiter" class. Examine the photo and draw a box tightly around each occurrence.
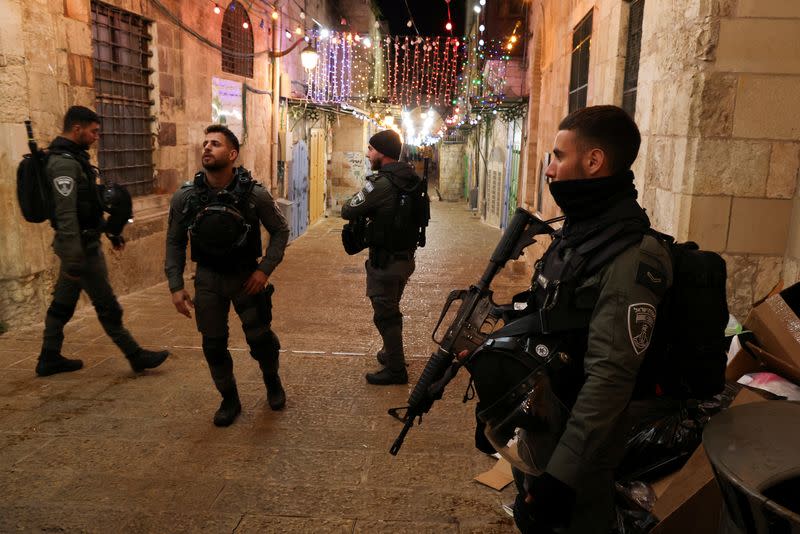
[548,170,638,220]
[49,136,96,180]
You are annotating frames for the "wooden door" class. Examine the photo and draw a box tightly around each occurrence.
[308,128,326,224]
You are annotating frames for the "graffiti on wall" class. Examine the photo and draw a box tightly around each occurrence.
[344,151,368,184]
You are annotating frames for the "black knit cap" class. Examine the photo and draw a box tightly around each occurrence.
[369,130,402,161]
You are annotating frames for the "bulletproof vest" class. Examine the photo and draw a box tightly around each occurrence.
[61,152,105,233]
[188,168,262,270]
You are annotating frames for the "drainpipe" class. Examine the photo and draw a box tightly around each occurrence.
[272,15,281,196]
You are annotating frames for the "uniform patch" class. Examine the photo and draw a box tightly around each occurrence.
[53,176,74,197]
[349,191,365,207]
[636,262,667,296]
[628,303,656,356]
[363,181,375,193]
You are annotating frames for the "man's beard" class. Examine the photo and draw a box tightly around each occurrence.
[370,159,382,170]
[202,158,226,171]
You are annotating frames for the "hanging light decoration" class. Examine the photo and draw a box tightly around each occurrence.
[301,44,319,70]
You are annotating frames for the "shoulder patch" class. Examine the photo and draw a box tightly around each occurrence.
[628,303,656,356]
[53,176,74,197]
[636,262,668,296]
[350,191,366,207]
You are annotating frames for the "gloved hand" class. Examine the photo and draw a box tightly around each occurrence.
[513,472,576,533]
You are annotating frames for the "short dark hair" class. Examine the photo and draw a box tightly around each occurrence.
[558,105,641,173]
[205,124,240,153]
[63,106,100,132]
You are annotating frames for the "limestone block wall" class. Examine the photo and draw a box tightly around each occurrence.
[635,0,800,317]
[329,115,371,208]
[438,143,466,201]
[521,0,800,319]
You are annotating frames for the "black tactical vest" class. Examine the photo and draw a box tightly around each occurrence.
[187,168,262,271]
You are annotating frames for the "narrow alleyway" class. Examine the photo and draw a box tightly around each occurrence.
[0,202,531,533]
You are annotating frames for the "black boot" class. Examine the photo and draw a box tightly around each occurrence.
[376,349,408,367]
[265,374,286,410]
[214,387,242,427]
[36,350,83,377]
[127,348,169,372]
[366,366,408,385]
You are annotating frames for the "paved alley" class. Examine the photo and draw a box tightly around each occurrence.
[0,201,532,533]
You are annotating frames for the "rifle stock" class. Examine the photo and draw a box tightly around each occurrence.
[389,208,563,455]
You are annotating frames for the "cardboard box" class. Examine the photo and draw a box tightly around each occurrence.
[725,345,763,382]
[744,282,800,374]
[474,457,514,490]
[649,388,767,533]
[744,342,800,386]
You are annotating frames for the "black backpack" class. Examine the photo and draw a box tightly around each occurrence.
[17,121,54,223]
[636,232,729,400]
[391,174,431,248]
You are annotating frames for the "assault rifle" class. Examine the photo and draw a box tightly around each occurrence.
[389,207,564,455]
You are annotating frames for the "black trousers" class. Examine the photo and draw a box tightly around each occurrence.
[365,255,415,372]
[41,249,139,356]
[193,265,280,394]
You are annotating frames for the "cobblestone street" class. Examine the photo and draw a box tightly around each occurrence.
[0,202,530,533]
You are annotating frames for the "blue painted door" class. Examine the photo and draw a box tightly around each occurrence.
[291,140,309,238]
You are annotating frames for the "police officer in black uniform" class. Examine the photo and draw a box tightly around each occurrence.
[165,125,290,426]
[36,106,169,377]
[341,130,422,385]
[481,106,673,533]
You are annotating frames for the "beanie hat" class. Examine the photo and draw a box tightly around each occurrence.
[369,130,402,161]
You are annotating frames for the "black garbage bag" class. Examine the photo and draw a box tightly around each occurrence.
[616,382,741,483]
[613,481,659,534]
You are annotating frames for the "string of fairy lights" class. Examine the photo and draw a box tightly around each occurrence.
[191,0,526,143]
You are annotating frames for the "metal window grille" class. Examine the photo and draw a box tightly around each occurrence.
[91,1,155,197]
[568,11,592,113]
[221,1,254,78]
[622,0,645,117]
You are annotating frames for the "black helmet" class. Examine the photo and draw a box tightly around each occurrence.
[99,183,133,236]
[465,336,572,475]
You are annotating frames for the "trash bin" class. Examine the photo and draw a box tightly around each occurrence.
[703,401,800,534]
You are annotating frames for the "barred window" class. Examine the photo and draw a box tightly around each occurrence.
[568,11,592,113]
[222,1,254,78]
[91,1,155,197]
[622,0,645,117]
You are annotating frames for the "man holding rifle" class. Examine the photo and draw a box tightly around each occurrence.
[496,106,673,533]
[392,106,672,533]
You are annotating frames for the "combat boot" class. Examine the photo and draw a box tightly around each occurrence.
[127,348,169,372]
[214,386,242,427]
[366,367,408,385]
[36,350,83,377]
[265,374,286,410]
[377,349,408,367]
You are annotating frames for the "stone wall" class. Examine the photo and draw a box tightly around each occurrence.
[329,114,372,210]
[0,0,336,331]
[438,142,466,201]
[521,0,800,319]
